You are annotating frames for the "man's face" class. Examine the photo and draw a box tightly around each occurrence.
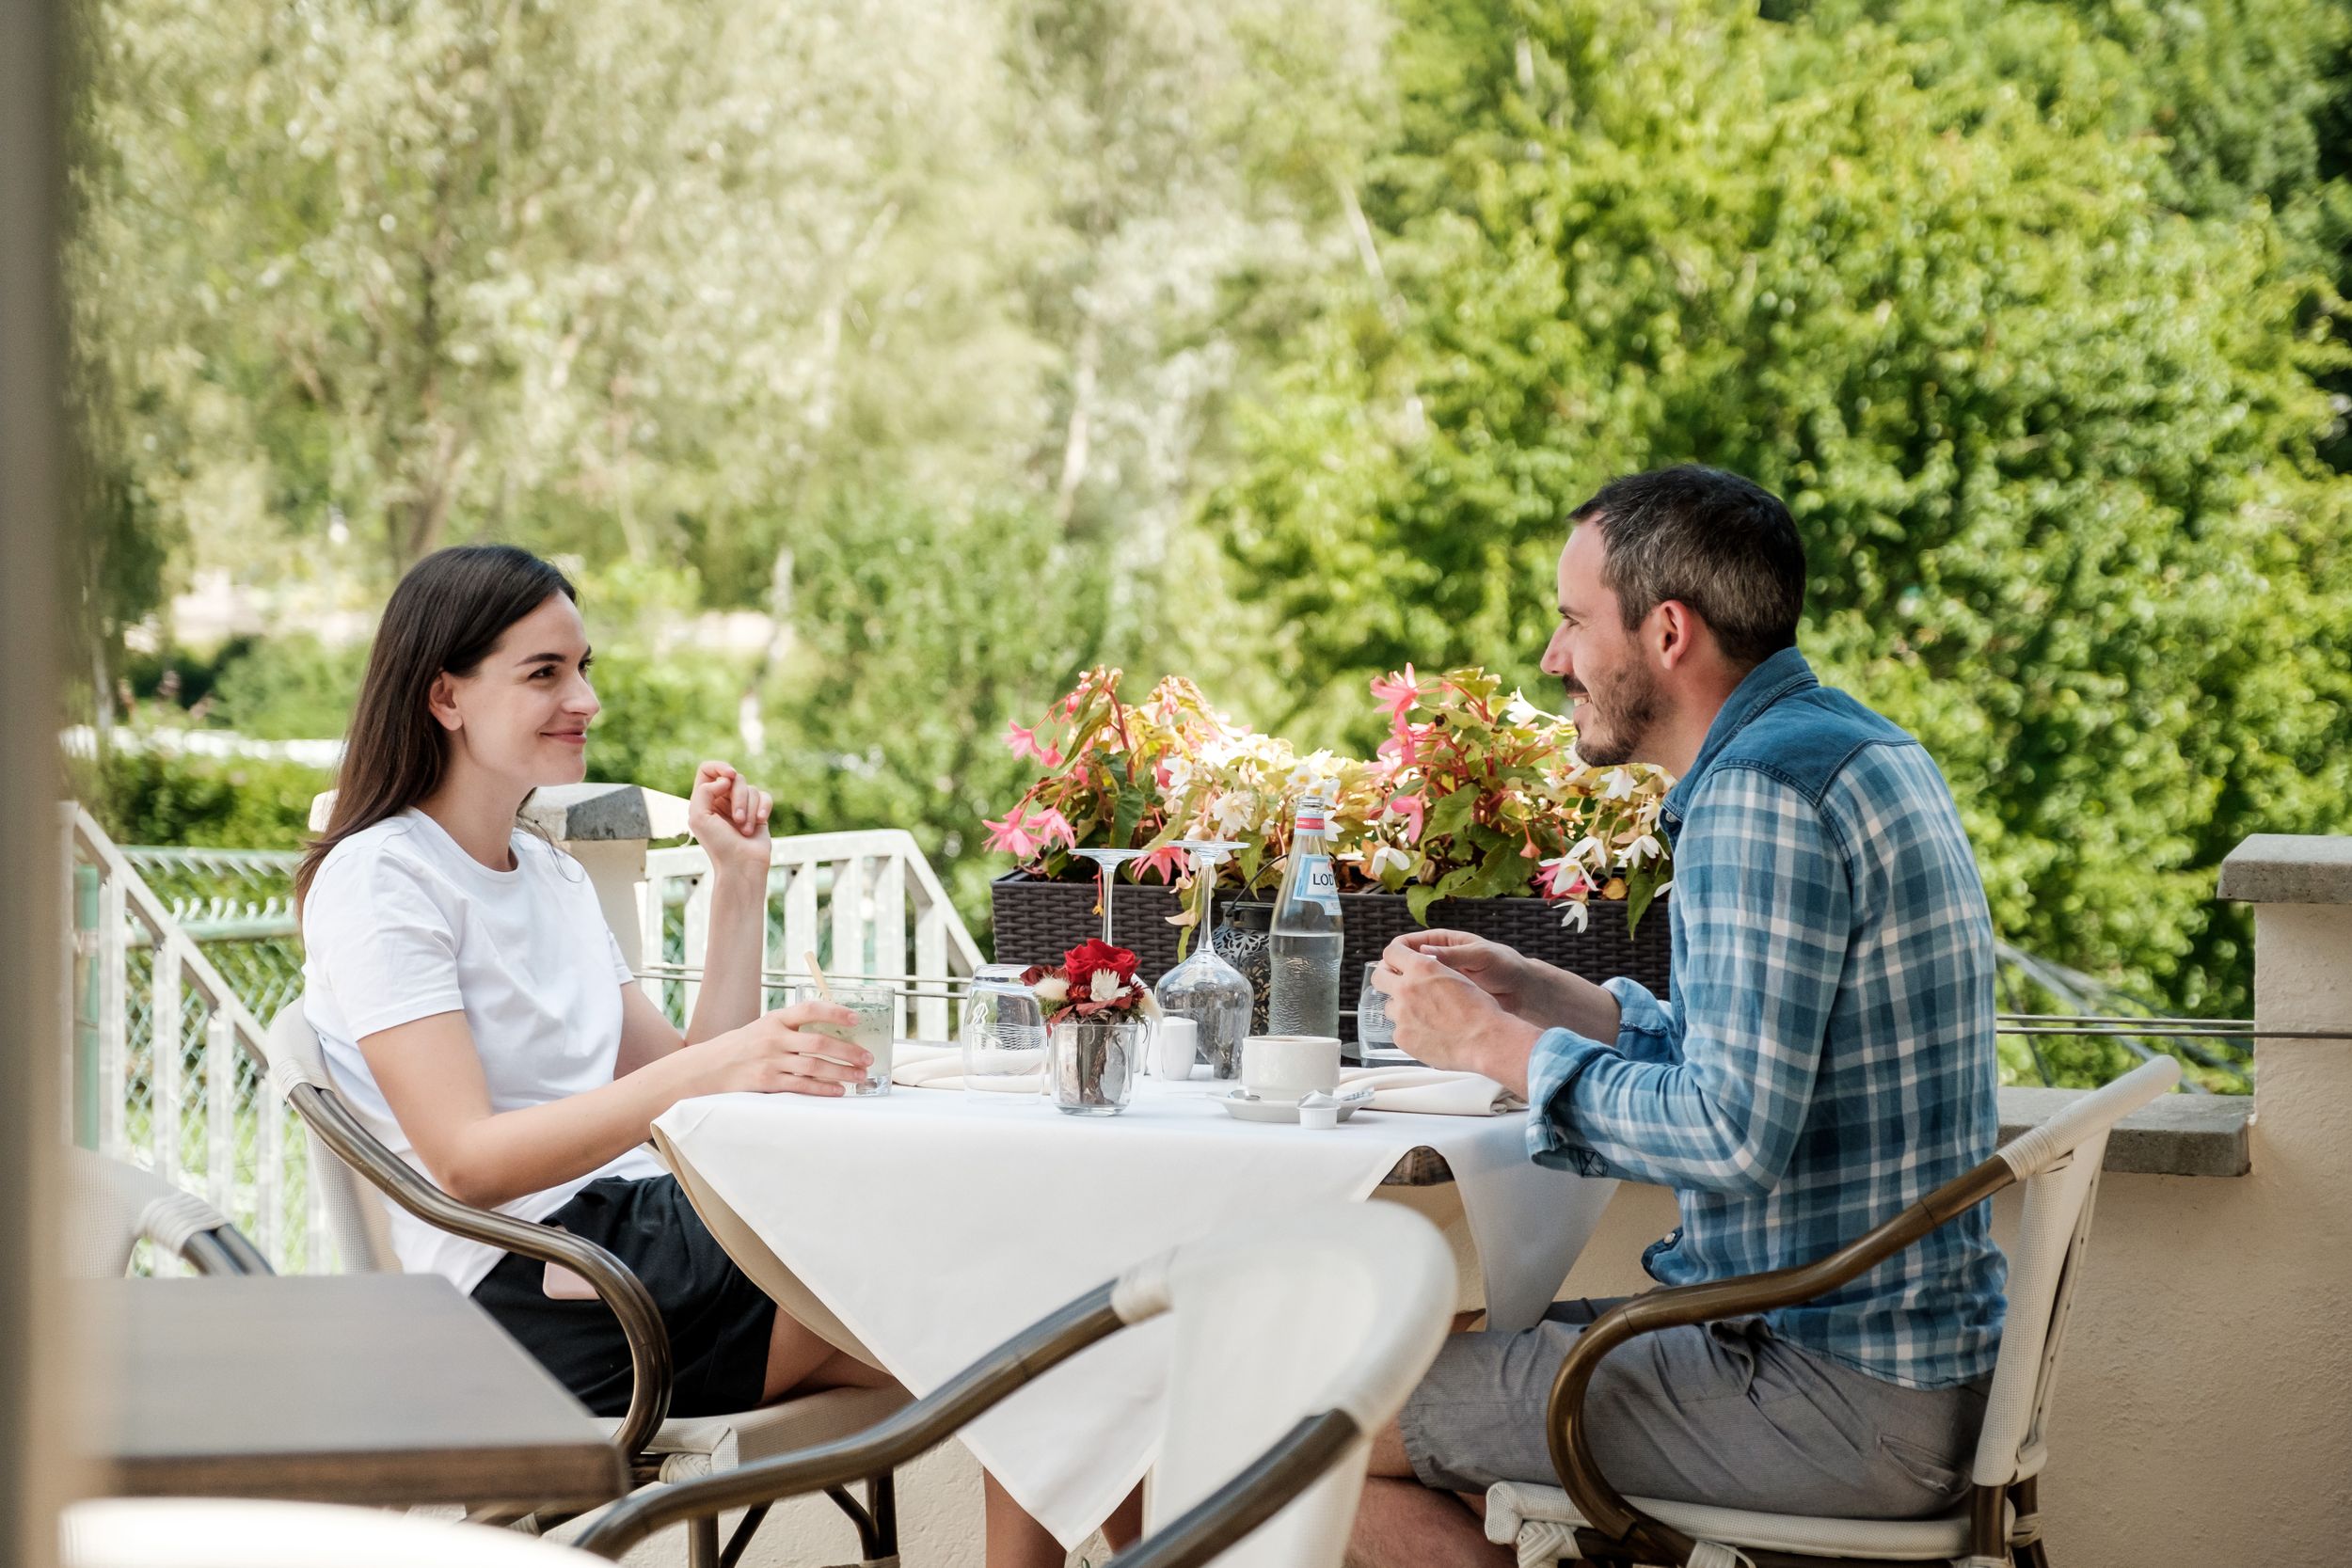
[1541,521,1661,767]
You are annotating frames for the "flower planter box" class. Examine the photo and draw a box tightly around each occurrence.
[990,871,1670,1000]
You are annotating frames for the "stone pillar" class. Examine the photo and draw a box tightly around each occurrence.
[517,784,690,975]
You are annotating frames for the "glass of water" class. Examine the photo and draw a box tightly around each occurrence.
[798,982,897,1097]
[1356,962,1395,1053]
[960,963,1049,1099]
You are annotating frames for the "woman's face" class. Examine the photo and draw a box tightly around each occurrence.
[429,594,600,788]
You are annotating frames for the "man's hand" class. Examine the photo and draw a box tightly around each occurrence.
[687,761,773,881]
[1384,929,1529,1012]
[1371,948,1539,1098]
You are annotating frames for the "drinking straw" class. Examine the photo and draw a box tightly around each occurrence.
[803,950,834,1002]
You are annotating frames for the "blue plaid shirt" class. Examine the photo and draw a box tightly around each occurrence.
[1529,650,2007,1389]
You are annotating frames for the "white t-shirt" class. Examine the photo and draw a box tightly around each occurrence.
[301,808,665,1292]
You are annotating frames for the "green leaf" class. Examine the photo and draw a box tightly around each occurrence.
[1111,782,1151,847]
[1406,882,1445,924]
[1424,788,1478,841]
[1625,866,1662,935]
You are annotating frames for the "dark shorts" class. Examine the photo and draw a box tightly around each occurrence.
[472,1174,777,1418]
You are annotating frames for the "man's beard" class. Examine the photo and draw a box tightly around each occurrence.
[1564,663,1661,768]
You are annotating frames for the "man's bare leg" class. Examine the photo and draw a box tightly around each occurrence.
[1345,1417,1513,1568]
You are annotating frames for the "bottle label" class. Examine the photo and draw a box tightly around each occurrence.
[1300,855,1339,905]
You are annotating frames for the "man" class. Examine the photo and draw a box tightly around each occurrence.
[1356,466,2006,1567]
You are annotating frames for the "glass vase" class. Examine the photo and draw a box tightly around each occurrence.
[1047,1017,1148,1116]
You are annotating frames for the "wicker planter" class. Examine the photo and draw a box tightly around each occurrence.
[990,872,1670,999]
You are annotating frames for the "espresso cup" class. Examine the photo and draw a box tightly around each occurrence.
[1240,1034,1342,1102]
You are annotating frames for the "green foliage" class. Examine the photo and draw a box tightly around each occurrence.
[761,497,1126,939]
[82,749,327,851]
[1209,0,2352,1033]
[208,637,371,740]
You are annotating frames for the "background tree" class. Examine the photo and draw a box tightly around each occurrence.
[1209,0,2352,1022]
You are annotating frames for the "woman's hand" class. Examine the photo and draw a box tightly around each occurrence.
[679,1002,873,1098]
[688,761,773,881]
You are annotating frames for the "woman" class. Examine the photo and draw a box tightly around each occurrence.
[298,545,1131,1567]
[298,544,888,1419]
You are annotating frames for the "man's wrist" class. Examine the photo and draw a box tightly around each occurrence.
[1471,1012,1542,1099]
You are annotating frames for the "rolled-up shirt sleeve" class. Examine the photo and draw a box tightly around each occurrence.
[1526,769,1851,1196]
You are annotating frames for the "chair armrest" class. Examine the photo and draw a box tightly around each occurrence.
[288,1080,675,1463]
[571,1282,1127,1560]
[1546,1152,2017,1565]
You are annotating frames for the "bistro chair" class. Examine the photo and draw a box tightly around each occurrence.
[571,1199,1458,1568]
[260,1004,909,1568]
[63,1147,274,1279]
[1485,1053,2183,1568]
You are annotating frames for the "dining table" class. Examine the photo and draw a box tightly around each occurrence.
[651,1064,1617,1548]
[87,1273,627,1512]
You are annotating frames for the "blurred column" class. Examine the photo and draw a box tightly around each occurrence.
[1,0,72,1557]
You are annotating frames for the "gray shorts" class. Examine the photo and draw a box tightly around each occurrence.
[1398,1298,1988,1519]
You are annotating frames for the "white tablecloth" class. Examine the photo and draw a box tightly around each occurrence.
[651,1074,1616,1547]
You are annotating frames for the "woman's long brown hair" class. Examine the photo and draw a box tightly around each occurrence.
[296,545,579,907]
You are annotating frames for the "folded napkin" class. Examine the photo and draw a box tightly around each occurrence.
[1337,1065,1526,1117]
[890,1041,1043,1093]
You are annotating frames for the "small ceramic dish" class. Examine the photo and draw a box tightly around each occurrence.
[1215,1085,1375,1125]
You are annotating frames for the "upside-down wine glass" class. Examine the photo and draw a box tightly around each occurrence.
[1153,841,1255,1080]
[1071,846,1152,945]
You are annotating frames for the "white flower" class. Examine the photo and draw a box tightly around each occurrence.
[1559,900,1590,933]
[1603,769,1637,800]
[1502,689,1545,725]
[1567,834,1608,872]
[1615,832,1663,867]
[1033,974,1070,1005]
[1211,791,1259,836]
[1370,844,1414,879]
[1089,968,1122,1003]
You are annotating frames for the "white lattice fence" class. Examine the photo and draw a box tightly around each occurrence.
[64,809,326,1272]
[639,828,985,1040]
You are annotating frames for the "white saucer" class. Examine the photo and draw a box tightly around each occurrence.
[1216,1086,1375,1124]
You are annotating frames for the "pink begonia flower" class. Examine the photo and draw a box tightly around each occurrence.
[1005,721,1066,768]
[1384,793,1426,846]
[1135,842,1189,884]
[1369,664,1422,725]
[983,811,1043,859]
[1377,725,1422,769]
[1033,808,1077,851]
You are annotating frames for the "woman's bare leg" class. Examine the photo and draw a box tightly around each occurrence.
[761,1307,897,1401]
[984,1474,1145,1568]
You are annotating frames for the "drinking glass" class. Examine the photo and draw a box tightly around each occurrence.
[1154,841,1254,1081]
[797,982,896,1097]
[960,963,1049,1099]
[1356,961,1395,1052]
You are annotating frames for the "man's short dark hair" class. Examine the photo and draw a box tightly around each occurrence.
[1567,465,1805,669]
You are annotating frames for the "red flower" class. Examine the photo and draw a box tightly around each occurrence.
[1061,938,1138,995]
